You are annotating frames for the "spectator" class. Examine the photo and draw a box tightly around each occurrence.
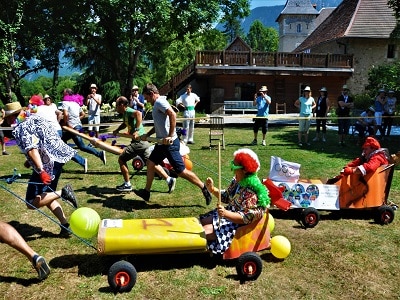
[0,106,9,155]
[313,87,330,142]
[354,106,376,145]
[251,86,271,146]
[383,90,397,140]
[86,84,102,138]
[0,221,50,280]
[134,83,211,205]
[4,102,78,237]
[129,85,145,118]
[374,88,387,138]
[175,84,200,144]
[62,88,107,165]
[200,148,269,254]
[294,86,316,146]
[336,84,354,145]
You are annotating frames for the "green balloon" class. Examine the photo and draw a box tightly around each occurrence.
[70,207,101,239]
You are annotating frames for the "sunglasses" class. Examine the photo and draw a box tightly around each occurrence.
[230,160,243,171]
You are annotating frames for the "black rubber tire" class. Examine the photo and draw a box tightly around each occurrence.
[235,252,263,281]
[108,260,137,293]
[132,156,145,171]
[374,205,395,225]
[301,207,320,228]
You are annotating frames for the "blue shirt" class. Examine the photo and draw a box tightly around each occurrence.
[255,95,270,117]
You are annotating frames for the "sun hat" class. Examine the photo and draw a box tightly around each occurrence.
[232,148,260,173]
[90,84,97,89]
[132,85,139,91]
[367,106,375,112]
[4,102,23,117]
[43,94,51,99]
[388,90,395,94]
[259,86,268,92]
[362,137,381,150]
[342,85,349,90]
[319,87,327,92]
[303,86,311,92]
[378,88,386,93]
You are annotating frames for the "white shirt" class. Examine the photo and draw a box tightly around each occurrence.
[37,104,62,131]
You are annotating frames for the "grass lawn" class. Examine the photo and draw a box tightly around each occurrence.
[0,124,399,299]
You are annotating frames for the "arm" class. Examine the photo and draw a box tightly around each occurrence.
[165,108,176,138]
[325,98,330,116]
[294,99,300,109]
[113,122,127,135]
[63,109,70,127]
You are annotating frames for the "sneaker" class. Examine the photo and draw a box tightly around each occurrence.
[306,142,311,146]
[251,139,257,145]
[322,137,326,142]
[32,255,50,280]
[116,182,132,192]
[83,158,88,174]
[100,151,107,165]
[167,177,176,193]
[312,137,318,142]
[134,189,150,201]
[298,142,303,147]
[202,184,212,205]
[59,223,71,238]
[2,151,9,155]
[61,184,78,208]
[261,140,266,146]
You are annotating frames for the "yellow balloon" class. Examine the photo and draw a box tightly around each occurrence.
[70,207,101,239]
[270,235,291,259]
[267,213,275,233]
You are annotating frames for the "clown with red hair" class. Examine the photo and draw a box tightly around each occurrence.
[200,148,270,255]
[342,137,389,176]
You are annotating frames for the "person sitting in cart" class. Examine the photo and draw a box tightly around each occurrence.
[200,148,270,254]
[341,137,389,176]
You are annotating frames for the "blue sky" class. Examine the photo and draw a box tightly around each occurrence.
[251,0,286,9]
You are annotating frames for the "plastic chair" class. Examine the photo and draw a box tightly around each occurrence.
[209,116,225,150]
[276,103,286,114]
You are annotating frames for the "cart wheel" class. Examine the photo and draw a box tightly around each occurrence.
[132,156,145,171]
[108,260,137,293]
[235,252,263,281]
[374,205,395,225]
[301,207,320,228]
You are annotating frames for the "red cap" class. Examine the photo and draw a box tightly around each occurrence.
[29,95,44,106]
[362,137,380,150]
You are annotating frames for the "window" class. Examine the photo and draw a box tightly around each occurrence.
[235,83,256,101]
[387,44,396,58]
[297,24,302,33]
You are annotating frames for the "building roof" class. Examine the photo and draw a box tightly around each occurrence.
[295,0,398,52]
[280,0,319,15]
[314,7,335,28]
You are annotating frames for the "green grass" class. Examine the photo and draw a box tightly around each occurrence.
[0,125,399,299]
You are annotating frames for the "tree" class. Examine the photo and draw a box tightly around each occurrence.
[366,61,400,97]
[246,20,279,52]
[388,0,400,19]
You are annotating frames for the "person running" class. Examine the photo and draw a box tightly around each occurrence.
[134,83,211,205]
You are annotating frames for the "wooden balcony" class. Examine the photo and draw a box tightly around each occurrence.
[196,51,353,68]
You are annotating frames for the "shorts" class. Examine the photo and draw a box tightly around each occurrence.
[253,118,268,134]
[119,140,151,163]
[298,115,311,133]
[26,162,64,204]
[148,138,185,174]
[88,113,100,131]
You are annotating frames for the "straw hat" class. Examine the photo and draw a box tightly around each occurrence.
[90,84,97,89]
[259,86,268,92]
[319,87,327,92]
[342,85,349,90]
[367,106,375,113]
[132,85,139,91]
[303,86,311,91]
[4,102,23,117]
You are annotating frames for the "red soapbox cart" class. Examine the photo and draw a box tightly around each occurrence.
[264,163,397,228]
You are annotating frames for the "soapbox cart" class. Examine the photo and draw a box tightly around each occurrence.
[97,213,273,293]
[268,164,397,228]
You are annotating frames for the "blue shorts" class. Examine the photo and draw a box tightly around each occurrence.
[26,162,64,204]
[148,138,185,174]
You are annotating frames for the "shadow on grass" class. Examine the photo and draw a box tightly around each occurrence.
[0,275,42,286]
[7,221,62,241]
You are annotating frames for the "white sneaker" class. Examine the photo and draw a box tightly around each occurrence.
[322,137,326,142]
[313,137,318,142]
[261,140,266,146]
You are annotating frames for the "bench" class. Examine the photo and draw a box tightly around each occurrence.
[223,101,257,114]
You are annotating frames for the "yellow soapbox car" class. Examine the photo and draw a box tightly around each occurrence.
[97,213,272,293]
[267,163,397,228]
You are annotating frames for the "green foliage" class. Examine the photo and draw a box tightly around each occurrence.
[366,61,400,96]
[246,20,279,52]
[388,0,400,19]
[354,93,374,110]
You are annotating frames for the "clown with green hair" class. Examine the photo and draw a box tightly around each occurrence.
[200,148,270,255]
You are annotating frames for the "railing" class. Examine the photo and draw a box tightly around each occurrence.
[196,51,354,68]
[159,63,195,96]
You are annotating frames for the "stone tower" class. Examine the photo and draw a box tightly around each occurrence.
[276,0,319,52]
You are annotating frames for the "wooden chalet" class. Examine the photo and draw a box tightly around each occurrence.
[160,36,353,114]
